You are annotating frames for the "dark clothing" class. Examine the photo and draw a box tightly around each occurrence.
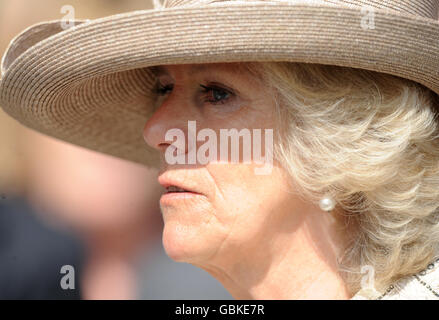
[0,195,84,299]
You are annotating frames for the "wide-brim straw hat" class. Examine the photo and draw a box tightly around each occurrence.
[1,0,439,167]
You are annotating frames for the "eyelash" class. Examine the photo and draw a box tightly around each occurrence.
[155,83,233,105]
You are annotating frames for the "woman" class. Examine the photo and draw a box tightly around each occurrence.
[1,0,439,299]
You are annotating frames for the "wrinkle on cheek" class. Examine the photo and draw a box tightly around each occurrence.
[201,169,243,261]
[205,200,239,263]
[204,165,226,204]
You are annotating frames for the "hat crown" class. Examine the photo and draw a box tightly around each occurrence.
[160,0,438,20]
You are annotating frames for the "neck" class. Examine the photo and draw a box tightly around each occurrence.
[197,208,352,300]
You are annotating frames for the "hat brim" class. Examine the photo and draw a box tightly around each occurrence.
[1,2,439,166]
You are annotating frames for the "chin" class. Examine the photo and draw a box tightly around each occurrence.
[162,220,213,263]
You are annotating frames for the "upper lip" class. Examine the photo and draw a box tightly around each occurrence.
[158,172,203,195]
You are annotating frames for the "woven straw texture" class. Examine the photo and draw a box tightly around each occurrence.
[1,0,439,166]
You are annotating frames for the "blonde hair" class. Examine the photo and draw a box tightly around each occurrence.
[243,61,439,294]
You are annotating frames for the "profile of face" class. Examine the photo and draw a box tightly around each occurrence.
[142,63,328,272]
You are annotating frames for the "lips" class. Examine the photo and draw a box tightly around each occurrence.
[159,173,205,205]
[158,173,203,196]
[165,186,189,193]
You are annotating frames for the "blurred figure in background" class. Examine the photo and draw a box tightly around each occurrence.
[0,191,84,299]
[21,130,163,299]
[0,0,232,299]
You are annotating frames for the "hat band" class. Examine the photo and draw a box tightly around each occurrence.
[159,0,438,20]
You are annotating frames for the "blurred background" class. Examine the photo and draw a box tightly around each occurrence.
[0,0,231,299]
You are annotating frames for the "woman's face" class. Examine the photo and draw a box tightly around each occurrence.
[143,63,304,265]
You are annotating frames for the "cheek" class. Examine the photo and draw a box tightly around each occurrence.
[206,163,286,235]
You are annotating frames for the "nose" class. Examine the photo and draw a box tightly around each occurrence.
[143,92,189,155]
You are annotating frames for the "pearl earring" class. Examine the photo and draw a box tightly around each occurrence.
[319,195,336,212]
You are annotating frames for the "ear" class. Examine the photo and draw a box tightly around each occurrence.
[1,20,86,78]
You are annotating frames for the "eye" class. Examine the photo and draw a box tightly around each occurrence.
[200,84,233,105]
[154,81,235,106]
[155,82,173,95]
